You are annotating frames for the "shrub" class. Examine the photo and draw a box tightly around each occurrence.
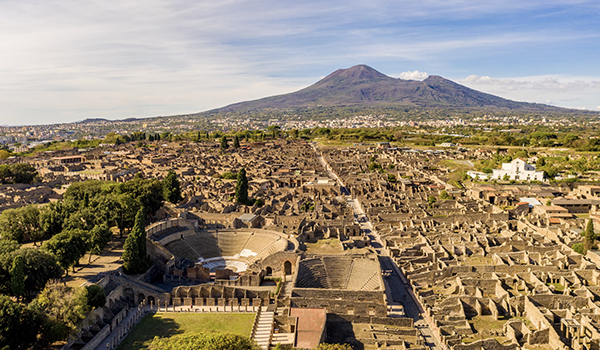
[572,243,585,255]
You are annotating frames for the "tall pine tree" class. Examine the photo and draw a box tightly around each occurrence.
[585,218,595,253]
[235,168,249,205]
[122,208,149,274]
[162,170,182,204]
[220,135,229,150]
[10,255,25,300]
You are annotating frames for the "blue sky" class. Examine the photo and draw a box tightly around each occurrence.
[1,0,600,125]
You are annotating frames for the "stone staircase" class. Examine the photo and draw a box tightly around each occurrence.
[251,306,274,350]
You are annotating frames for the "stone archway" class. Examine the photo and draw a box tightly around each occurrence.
[266,267,273,276]
[123,288,134,305]
[138,293,146,305]
[284,261,292,275]
[147,296,156,307]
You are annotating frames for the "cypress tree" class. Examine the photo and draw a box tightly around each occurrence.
[10,255,25,300]
[162,170,182,203]
[585,218,595,253]
[220,135,229,150]
[235,168,249,205]
[122,208,149,274]
[233,135,240,148]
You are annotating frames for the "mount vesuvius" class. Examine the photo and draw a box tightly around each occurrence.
[208,65,571,114]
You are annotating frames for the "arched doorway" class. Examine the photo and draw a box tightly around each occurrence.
[266,267,273,276]
[124,288,134,305]
[284,261,292,275]
[147,296,156,306]
[138,293,146,305]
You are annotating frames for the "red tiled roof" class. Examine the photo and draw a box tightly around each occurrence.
[290,308,326,349]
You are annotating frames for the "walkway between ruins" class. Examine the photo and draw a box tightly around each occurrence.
[314,144,446,350]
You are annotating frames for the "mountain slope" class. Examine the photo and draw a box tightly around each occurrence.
[210,65,568,113]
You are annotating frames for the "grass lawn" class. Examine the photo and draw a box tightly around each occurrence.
[461,315,510,345]
[547,282,565,292]
[438,159,474,172]
[303,238,344,254]
[117,313,255,350]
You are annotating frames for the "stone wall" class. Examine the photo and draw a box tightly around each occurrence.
[327,314,414,328]
[291,288,387,317]
[523,296,564,349]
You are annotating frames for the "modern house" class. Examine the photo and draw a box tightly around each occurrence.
[492,158,544,181]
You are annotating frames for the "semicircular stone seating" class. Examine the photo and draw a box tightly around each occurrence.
[295,256,382,290]
[161,229,288,272]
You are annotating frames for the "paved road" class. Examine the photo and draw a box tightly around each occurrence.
[313,144,445,350]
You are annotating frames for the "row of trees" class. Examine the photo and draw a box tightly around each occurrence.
[0,232,108,348]
[0,175,165,244]
[0,163,37,184]
[0,281,106,349]
[0,172,186,348]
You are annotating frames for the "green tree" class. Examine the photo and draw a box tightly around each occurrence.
[233,134,240,148]
[122,208,149,274]
[317,344,353,350]
[235,168,249,205]
[572,243,585,255]
[9,163,38,184]
[115,193,139,237]
[220,135,229,150]
[21,205,43,245]
[121,177,164,216]
[439,190,452,200]
[267,125,280,139]
[427,195,437,206]
[0,164,11,184]
[39,202,66,239]
[585,218,595,253]
[0,240,19,255]
[0,295,43,349]
[10,255,25,300]
[86,284,106,309]
[87,224,112,262]
[0,248,63,297]
[63,207,97,231]
[0,209,25,242]
[0,205,42,244]
[32,281,90,342]
[162,170,183,204]
[42,229,88,275]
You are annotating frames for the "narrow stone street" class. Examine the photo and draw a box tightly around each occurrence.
[314,143,445,350]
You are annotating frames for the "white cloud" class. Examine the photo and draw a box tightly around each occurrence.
[459,74,600,110]
[461,75,600,92]
[397,70,429,80]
